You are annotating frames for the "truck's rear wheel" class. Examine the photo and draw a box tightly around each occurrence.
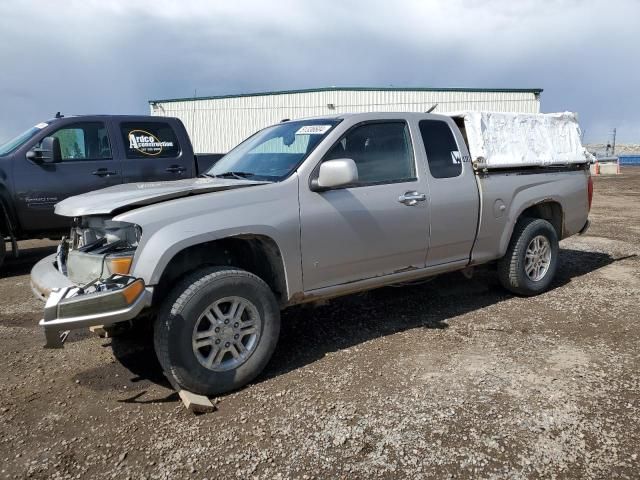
[0,239,5,270]
[498,218,559,296]
[154,267,280,396]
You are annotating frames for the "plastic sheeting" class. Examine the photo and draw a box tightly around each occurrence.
[448,111,589,169]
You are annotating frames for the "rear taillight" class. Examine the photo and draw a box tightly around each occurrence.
[587,175,594,211]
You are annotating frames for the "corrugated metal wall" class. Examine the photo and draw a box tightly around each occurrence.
[150,89,540,153]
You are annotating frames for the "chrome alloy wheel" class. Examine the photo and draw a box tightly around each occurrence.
[525,235,552,282]
[192,296,261,371]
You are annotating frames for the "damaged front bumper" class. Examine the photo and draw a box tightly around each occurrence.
[31,253,75,301]
[32,254,152,348]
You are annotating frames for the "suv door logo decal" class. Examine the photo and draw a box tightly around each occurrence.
[128,129,174,156]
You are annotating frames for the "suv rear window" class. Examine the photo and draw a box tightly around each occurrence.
[120,122,181,159]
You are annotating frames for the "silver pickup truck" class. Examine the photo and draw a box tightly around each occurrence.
[31,112,592,395]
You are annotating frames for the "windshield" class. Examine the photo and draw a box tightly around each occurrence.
[208,119,340,180]
[0,125,46,156]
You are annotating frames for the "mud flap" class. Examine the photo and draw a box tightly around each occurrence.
[44,329,69,349]
[578,219,591,235]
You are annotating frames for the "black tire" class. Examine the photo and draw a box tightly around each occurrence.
[154,266,280,396]
[497,218,559,296]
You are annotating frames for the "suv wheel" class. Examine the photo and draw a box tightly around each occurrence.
[0,239,5,270]
[498,218,559,296]
[154,267,280,396]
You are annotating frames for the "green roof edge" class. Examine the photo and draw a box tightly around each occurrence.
[149,86,544,104]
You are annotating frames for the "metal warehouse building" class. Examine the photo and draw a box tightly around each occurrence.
[149,87,542,154]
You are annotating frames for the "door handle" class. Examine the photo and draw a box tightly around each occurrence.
[92,168,117,177]
[398,191,427,206]
[166,165,187,174]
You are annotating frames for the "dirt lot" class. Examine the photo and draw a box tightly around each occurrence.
[0,169,638,479]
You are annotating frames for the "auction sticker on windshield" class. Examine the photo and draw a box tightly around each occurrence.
[35,123,48,129]
[296,125,332,135]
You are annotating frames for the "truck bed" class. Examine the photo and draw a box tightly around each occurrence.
[471,166,590,265]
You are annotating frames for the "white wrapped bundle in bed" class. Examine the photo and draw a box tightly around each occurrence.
[450,111,589,169]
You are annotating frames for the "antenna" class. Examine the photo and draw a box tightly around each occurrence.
[426,104,438,113]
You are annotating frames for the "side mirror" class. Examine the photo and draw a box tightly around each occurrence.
[312,158,358,191]
[27,136,62,163]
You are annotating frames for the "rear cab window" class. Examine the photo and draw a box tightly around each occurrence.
[120,122,181,159]
[419,120,463,179]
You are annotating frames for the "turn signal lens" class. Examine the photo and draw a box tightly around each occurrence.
[106,256,133,275]
[122,279,145,305]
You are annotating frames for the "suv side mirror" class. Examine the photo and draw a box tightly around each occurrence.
[26,136,62,163]
[311,158,358,191]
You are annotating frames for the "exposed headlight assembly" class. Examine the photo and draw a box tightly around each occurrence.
[66,219,142,285]
[71,218,142,250]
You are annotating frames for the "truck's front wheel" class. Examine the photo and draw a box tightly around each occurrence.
[154,267,280,396]
[498,218,559,296]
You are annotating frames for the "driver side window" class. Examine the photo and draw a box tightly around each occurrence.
[324,122,415,185]
[50,122,112,161]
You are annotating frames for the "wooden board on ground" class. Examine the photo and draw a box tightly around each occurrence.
[89,325,107,337]
[164,372,216,414]
[178,390,216,414]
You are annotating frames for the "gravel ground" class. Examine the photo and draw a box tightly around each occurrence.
[0,169,639,479]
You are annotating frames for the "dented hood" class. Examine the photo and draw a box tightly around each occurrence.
[55,177,269,217]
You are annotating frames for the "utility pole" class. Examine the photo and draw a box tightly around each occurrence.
[611,128,617,156]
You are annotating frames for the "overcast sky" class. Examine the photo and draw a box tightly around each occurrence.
[1,0,638,144]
